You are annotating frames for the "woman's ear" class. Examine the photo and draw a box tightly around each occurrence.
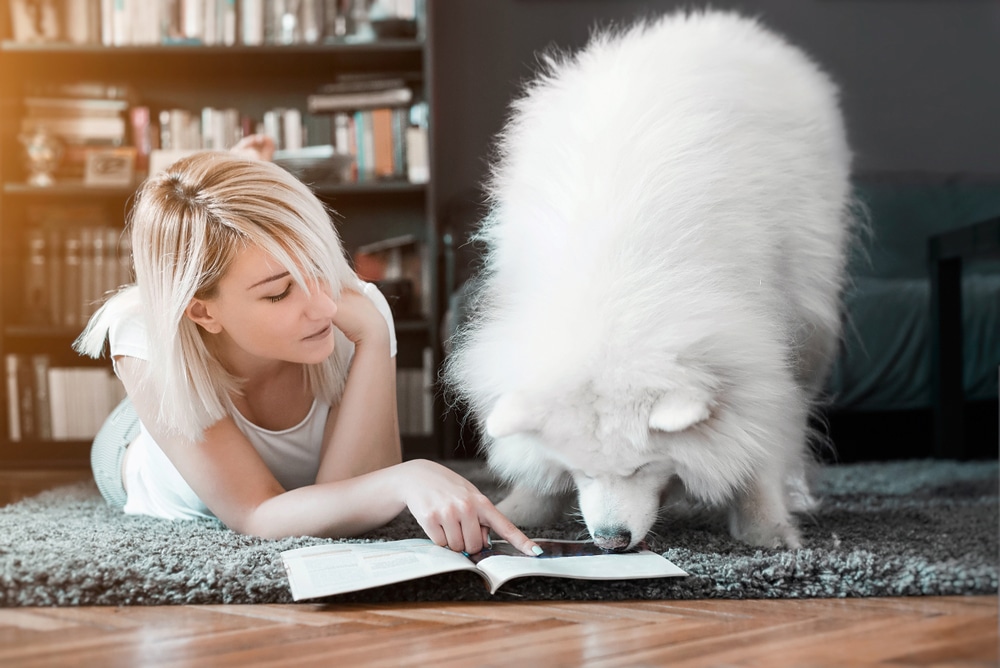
[185,299,222,334]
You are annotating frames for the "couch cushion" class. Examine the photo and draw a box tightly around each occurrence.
[827,274,1000,410]
[849,174,1000,279]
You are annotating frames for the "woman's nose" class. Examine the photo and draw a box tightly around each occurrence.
[304,282,337,319]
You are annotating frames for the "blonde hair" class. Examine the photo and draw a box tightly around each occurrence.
[75,151,356,440]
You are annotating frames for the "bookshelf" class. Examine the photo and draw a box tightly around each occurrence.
[0,1,443,468]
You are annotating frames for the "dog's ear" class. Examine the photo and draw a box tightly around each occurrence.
[485,393,535,438]
[648,391,712,432]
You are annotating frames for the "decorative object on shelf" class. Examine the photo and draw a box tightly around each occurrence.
[347,0,376,42]
[18,126,62,188]
[83,147,136,187]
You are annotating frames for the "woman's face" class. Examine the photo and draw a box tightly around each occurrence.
[191,244,338,367]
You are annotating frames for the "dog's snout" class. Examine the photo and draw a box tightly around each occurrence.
[593,527,632,552]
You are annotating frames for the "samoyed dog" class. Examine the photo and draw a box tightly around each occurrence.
[445,10,855,551]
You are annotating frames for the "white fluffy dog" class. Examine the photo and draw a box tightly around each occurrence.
[445,10,855,551]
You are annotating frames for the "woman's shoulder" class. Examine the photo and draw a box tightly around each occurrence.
[357,279,397,358]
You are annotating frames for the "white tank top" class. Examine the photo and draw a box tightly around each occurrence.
[111,282,395,521]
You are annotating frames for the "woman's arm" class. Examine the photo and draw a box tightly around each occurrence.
[316,288,401,482]
[116,356,540,556]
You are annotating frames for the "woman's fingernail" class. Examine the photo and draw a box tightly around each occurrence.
[531,545,544,556]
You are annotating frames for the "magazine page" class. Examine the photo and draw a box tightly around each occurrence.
[469,539,687,594]
[282,539,480,601]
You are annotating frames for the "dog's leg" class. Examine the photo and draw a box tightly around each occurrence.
[496,484,573,527]
[728,470,802,549]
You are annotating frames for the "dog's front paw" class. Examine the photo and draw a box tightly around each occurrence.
[496,485,571,527]
[730,519,802,549]
[729,479,803,549]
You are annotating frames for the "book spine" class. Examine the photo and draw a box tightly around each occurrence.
[392,107,408,180]
[79,227,96,324]
[17,354,35,441]
[46,226,63,328]
[31,355,52,441]
[62,230,83,329]
[240,0,265,45]
[6,355,22,443]
[104,227,121,295]
[222,0,238,46]
[405,125,429,184]
[48,368,66,440]
[130,106,153,175]
[371,108,394,178]
[25,227,49,326]
[282,108,303,151]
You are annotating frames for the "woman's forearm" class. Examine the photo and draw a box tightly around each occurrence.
[242,464,407,539]
[317,337,402,483]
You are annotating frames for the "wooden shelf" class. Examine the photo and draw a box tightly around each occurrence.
[0,40,425,81]
[0,39,424,54]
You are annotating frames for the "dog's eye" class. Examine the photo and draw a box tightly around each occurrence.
[627,464,650,478]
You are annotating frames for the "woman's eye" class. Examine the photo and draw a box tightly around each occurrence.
[266,284,292,303]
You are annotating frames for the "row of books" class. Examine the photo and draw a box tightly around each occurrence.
[3,349,434,441]
[397,348,434,437]
[20,71,430,183]
[23,209,131,330]
[24,101,428,185]
[8,0,420,47]
[17,207,431,332]
[309,79,428,183]
[5,354,126,442]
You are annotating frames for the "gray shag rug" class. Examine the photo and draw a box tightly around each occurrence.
[1,459,996,606]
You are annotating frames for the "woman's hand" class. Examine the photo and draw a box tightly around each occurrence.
[398,459,543,556]
[231,134,276,162]
[332,287,391,348]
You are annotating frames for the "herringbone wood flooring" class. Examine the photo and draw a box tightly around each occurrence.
[2,471,996,667]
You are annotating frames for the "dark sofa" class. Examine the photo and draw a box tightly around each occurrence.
[824,173,1000,459]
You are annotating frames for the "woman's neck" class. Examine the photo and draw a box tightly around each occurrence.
[207,330,297,388]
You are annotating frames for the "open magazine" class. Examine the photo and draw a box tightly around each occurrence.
[281,538,687,600]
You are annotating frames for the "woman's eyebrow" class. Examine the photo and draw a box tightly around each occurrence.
[248,271,291,290]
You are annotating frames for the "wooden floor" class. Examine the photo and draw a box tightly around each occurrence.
[2,471,997,667]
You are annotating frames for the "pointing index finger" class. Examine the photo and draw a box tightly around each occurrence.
[481,507,544,556]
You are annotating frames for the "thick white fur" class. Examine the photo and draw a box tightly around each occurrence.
[445,10,854,550]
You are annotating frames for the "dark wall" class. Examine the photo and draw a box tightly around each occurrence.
[430,0,1000,226]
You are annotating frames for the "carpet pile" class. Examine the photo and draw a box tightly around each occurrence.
[1,459,995,605]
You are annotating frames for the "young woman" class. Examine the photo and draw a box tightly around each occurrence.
[76,145,541,557]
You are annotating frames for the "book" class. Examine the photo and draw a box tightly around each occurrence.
[30,355,52,441]
[20,116,126,144]
[307,87,413,114]
[5,355,22,442]
[281,538,686,600]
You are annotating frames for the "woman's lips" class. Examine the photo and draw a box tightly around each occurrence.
[303,323,332,341]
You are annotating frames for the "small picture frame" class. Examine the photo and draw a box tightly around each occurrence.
[84,147,136,187]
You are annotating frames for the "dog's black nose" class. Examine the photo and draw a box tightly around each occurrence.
[593,528,632,552]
